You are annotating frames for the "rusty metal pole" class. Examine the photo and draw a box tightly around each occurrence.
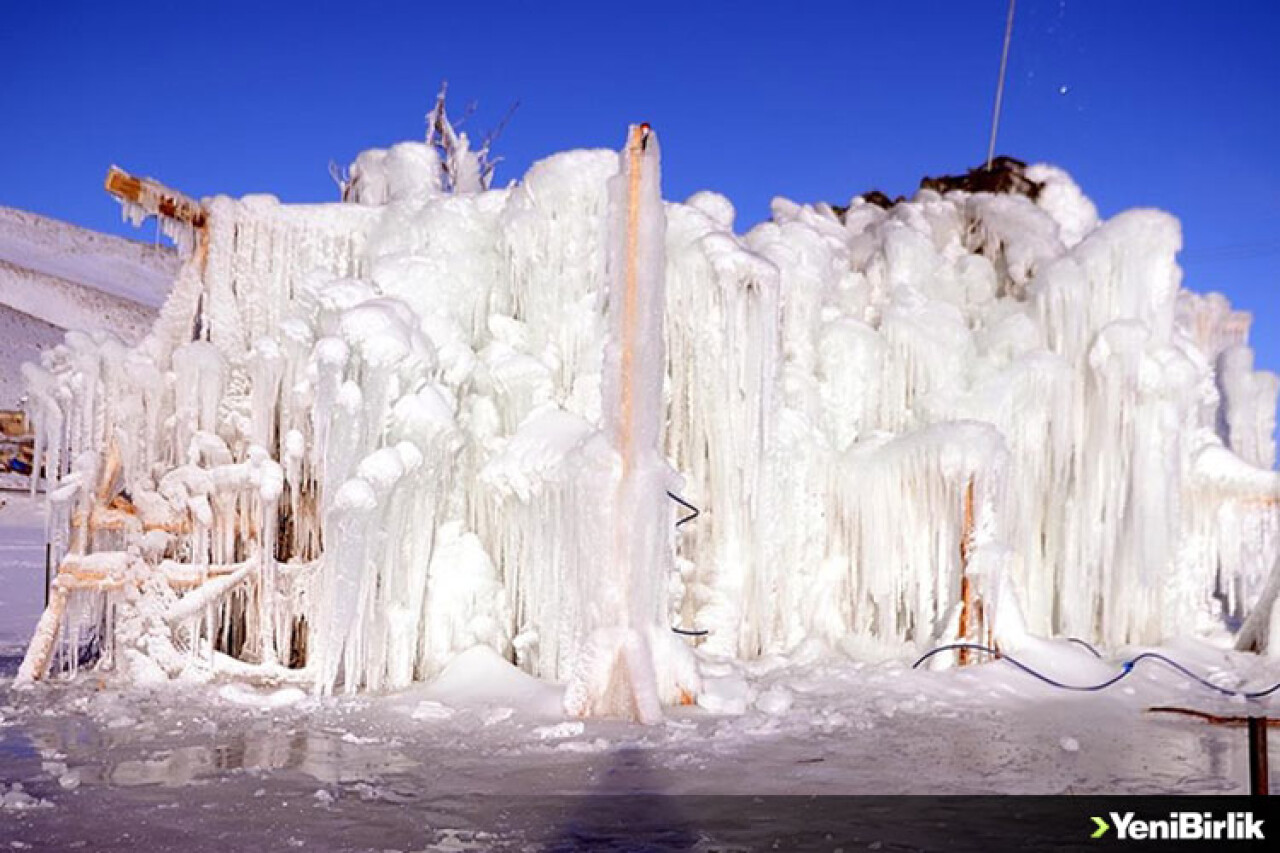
[958,478,976,666]
[617,124,645,477]
[1248,716,1269,796]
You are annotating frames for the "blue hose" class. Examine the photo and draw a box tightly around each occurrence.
[913,642,1280,700]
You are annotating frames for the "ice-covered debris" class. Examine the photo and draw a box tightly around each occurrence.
[1024,163,1098,248]
[343,143,443,206]
[754,685,794,716]
[482,706,515,726]
[533,720,586,740]
[410,700,455,722]
[697,673,754,715]
[1,783,52,811]
[920,156,1044,200]
[217,685,306,710]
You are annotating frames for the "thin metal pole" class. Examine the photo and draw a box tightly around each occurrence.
[1248,716,1269,796]
[44,541,51,608]
[958,478,976,666]
[986,0,1018,170]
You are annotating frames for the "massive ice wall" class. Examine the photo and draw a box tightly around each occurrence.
[18,132,1280,709]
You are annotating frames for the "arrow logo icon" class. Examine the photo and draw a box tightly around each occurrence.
[1091,816,1110,838]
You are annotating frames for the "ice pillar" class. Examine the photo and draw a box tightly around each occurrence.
[565,125,695,722]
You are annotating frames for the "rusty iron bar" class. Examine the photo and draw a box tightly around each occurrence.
[1147,706,1280,727]
[1249,716,1270,796]
[617,125,645,475]
[958,477,977,666]
[104,165,206,229]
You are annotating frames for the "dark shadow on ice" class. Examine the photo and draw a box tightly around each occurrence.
[539,745,701,851]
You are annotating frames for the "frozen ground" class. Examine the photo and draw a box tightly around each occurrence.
[0,496,1276,851]
[0,494,44,657]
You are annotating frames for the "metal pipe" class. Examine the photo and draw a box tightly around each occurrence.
[1248,715,1270,796]
[986,0,1017,170]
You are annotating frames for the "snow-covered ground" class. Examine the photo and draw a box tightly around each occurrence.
[1,491,1275,849]
[0,494,44,656]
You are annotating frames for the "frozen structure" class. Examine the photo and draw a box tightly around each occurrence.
[16,118,1280,716]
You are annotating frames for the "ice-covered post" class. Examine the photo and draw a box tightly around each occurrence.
[615,123,658,477]
[958,477,978,665]
[565,124,696,722]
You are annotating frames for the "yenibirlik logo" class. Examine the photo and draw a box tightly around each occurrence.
[1091,812,1264,841]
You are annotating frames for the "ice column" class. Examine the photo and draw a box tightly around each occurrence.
[564,125,696,722]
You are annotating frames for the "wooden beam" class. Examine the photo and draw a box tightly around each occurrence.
[56,552,138,586]
[104,165,206,229]
[16,584,69,683]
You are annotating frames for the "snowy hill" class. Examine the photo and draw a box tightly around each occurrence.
[0,304,62,413]
[0,205,178,408]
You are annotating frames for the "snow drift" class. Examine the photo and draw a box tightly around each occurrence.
[16,124,1280,719]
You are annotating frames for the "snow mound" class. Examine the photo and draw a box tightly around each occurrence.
[421,646,563,717]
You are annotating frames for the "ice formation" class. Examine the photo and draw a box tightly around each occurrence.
[17,120,1280,717]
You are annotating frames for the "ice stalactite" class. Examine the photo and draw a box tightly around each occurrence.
[1183,439,1280,639]
[664,200,781,658]
[1216,345,1280,470]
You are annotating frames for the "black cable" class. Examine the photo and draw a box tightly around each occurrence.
[667,490,706,636]
[913,642,1280,700]
[1067,637,1102,658]
[666,490,700,528]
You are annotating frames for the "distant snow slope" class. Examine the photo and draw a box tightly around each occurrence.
[0,305,61,416]
[0,206,177,307]
[0,205,178,408]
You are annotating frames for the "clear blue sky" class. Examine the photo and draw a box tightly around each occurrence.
[3,1,1277,369]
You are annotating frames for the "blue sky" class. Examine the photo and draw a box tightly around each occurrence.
[3,1,1277,369]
